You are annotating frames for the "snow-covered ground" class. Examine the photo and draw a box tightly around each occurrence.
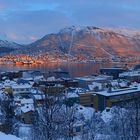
[0,132,22,140]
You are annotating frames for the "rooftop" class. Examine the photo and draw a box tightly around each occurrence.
[75,75,112,82]
[93,87,140,97]
[11,84,32,89]
[119,70,140,77]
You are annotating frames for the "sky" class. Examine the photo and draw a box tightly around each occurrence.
[0,0,140,44]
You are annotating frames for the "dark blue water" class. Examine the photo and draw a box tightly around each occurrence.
[0,62,112,77]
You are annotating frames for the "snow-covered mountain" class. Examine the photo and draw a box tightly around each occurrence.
[0,40,21,49]
[0,40,23,55]
[3,26,140,58]
[107,28,140,38]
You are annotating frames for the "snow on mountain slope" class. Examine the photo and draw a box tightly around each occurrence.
[0,40,22,49]
[6,26,140,59]
[0,40,23,55]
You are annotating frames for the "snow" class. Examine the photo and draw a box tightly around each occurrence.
[15,104,34,115]
[47,76,56,81]
[59,26,111,35]
[101,108,112,123]
[118,82,127,88]
[34,76,44,81]
[66,88,85,98]
[119,70,140,77]
[33,94,45,100]
[110,80,128,88]
[88,82,102,91]
[94,134,115,140]
[18,124,32,140]
[12,84,32,89]
[20,104,34,113]
[0,91,8,100]
[111,81,119,87]
[20,99,34,104]
[94,87,140,97]
[0,132,22,140]
[75,105,95,120]
[21,78,33,81]
[3,80,17,86]
[66,92,79,98]
[75,77,94,81]
[108,27,140,38]
[76,75,112,83]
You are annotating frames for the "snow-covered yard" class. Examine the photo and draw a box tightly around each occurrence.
[0,132,22,140]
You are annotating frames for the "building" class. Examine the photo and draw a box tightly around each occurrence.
[119,70,140,82]
[75,75,112,89]
[32,94,46,106]
[11,84,32,96]
[92,87,140,111]
[65,88,80,106]
[100,68,126,79]
[14,101,34,124]
[39,84,65,96]
[48,69,70,79]
[79,92,93,107]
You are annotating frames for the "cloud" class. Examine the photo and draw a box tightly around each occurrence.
[0,9,72,44]
[0,0,140,43]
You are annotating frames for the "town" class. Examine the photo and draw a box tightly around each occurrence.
[1,54,140,65]
[0,64,140,139]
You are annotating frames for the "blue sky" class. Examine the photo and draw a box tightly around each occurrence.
[0,0,140,44]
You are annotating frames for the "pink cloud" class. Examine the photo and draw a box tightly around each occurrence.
[8,32,19,40]
[6,32,39,43]
[29,36,38,41]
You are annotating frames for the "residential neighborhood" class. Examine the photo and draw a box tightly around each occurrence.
[0,66,139,139]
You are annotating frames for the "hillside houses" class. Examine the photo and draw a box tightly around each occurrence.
[0,68,140,139]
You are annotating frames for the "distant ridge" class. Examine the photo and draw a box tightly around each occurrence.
[0,40,23,55]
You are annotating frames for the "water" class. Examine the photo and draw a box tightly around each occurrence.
[0,62,112,77]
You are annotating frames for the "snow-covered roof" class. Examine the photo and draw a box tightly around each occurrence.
[119,70,140,77]
[101,67,124,70]
[33,94,45,100]
[119,82,127,88]
[14,98,34,104]
[34,76,44,81]
[94,75,113,80]
[15,104,34,115]
[88,82,102,91]
[66,88,86,98]
[21,98,34,104]
[94,87,140,97]
[21,78,33,81]
[66,92,79,98]
[75,76,94,81]
[12,84,32,89]
[20,104,34,113]
[110,80,128,88]
[47,76,56,81]
[75,75,112,82]
[3,80,17,86]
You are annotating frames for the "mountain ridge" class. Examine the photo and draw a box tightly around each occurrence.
[19,26,140,58]
[1,26,140,59]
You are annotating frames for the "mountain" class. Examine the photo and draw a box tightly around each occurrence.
[0,40,23,55]
[11,26,140,58]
